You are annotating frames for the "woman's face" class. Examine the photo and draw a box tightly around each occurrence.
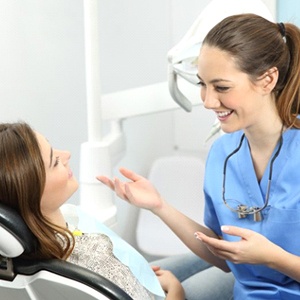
[197,45,270,133]
[36,132,79,216]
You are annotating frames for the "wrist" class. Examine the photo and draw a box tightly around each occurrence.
[152,197,167,216]
[166,282,185,300]
[266,244,288,269]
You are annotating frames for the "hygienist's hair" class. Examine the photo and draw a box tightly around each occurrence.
[0,122,74,259]
[203,13,300,129]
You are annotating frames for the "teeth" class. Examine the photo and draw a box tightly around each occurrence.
[217,111,232,117]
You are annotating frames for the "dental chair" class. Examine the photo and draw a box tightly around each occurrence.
[0,203,133,300]
[136,155,205,260]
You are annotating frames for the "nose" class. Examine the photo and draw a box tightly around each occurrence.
[201,88,220,109]
[60,150,71,165]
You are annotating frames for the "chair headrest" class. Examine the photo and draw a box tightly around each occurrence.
[0,203,37,258]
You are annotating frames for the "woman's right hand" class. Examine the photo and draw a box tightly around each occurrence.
[97,167,164,212]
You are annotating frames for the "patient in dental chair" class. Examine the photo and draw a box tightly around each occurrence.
[0,122,184,300]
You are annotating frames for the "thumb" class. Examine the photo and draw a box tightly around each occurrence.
[151,265,161,272]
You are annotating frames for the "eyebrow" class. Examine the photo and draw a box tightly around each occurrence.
[49,147,53,168]
[197,74,232,84]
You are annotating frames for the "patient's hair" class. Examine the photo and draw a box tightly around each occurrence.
[0,122,74,259]
[203,13,300,129]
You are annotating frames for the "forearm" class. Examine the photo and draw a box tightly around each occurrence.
[154,200,230,272]
[268,246,300,282]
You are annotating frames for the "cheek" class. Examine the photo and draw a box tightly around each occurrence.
[43,172,69,200]
[48,171,68,188]
[221,92,242,109]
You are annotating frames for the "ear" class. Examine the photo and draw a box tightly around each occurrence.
[257,67,279,95]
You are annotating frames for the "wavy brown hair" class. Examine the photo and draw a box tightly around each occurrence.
[0,122,74,259]
[203,13,300,129]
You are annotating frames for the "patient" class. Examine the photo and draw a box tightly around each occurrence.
[0,122,184,300]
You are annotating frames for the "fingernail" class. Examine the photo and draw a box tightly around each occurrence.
[221,225,229,232]
[194,232,202,241]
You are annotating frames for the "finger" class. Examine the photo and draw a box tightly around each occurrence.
[204,245,227,259]
[221,225,253,239]
[151,265,161,272]
[195,232,233,251]
[114,178,129,200]
[124,182,135,202]
[119,167,145,182]
[154,270,164,276]
[96,176,115,190]
[209,249,235,261]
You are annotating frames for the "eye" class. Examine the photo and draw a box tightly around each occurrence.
[215,86,230,92]
[197,80,206,87]
[53,156,60,167]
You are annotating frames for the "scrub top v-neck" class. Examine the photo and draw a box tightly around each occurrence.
[204,128,300,299]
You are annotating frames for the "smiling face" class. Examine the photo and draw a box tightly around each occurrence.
[197,45,274,134]
[36,132,79,219]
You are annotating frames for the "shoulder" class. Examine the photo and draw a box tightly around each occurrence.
[285,127,300,141]
[282,127,300,157]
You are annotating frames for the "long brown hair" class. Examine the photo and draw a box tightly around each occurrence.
[0,122,74,259]
[203,13,300,128]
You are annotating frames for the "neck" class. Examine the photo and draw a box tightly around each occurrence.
[43,209,67,228]
[244,120,284,181]
[244,116,283,150]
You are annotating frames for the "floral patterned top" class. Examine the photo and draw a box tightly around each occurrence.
[67,233,154,300]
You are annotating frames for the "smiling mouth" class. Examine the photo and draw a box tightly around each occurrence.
[216,110,234,120]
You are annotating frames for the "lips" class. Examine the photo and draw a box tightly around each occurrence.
[216,110,233,121]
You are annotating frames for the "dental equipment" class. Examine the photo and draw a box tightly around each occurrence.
[79,0,274,228]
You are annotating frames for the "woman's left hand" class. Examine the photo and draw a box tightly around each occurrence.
[152,266,185,300]
[194,225,281,265]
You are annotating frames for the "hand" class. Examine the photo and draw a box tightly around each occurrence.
[152,266,185,300]
[194,225,280,266]
[97,167,163,212]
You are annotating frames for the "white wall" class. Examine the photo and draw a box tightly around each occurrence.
[0,0,276,248]
[0,0,87,190]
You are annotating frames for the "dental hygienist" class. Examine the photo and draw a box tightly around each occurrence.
[99,13,300,299]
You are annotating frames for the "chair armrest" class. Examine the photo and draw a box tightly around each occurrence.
[14,258,133,300]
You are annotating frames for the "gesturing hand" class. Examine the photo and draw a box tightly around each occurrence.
[97,167,163,211]
[194,225,281,266]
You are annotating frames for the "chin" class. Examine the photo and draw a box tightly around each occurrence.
[67,182,79,199]
[220,126,234,134]
[220,124,241,134]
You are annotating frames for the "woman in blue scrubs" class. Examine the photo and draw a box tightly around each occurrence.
[99,13,300,299]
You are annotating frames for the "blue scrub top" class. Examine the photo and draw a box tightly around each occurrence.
[204,128,300,299]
